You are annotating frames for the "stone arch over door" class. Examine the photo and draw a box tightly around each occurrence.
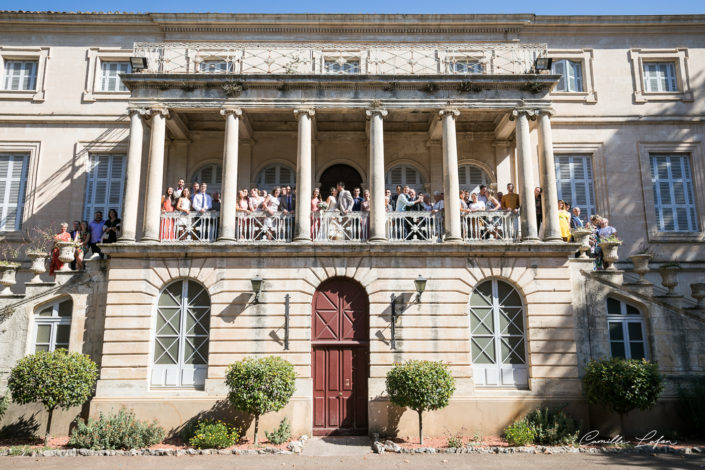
[311,277,369,435]
[318,164,363,195]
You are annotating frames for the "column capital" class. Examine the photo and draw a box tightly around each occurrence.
[148,105,170,119]
[536,107,556,117]
[220,107,242,117]
[509,108,539,121]
[438,107,460,118]
[294,107,316,119]
[365,108,388,119]
[127,106,149,117]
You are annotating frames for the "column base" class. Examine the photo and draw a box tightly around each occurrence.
[445,236,463,242]
[140,237,159,243]
[521,237,541,242]
[368,236,387,243]
[217,237,236,242]
[542,236,563,242]
[293,237,313,243]
[117,237,136,244]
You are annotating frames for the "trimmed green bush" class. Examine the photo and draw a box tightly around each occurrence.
[446,432,463,448]
[264,417,291,445]
[583,358,663,429]
[504,419,536,446]
[189,420,239,449]
[225,356,296,445]
[679,376,705,437]
[525,407,580,446]
[68,409,165,450]
[0,395,9,421]
[8,350,98,445]
[385,360,456,445]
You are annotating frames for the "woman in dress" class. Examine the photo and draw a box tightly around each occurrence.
[175,188,192,240]
[49,222,72,276]
[237,189,252,240]
[74,220,91,270]
[467,192,486,239]
[248,187,263,212]
[263,186,283,240]
[325,187,341,240]
[558,199,572,241]
[360,189,371,240]
[311,188,321,239]
[102,209,121,244]
[160,187,175,240]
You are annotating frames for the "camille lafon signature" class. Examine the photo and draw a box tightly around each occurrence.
[579,429,678,447]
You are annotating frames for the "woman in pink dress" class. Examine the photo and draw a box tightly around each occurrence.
[49,223,73,276]
[361,189,371,239]
[237,189,252,240]
[160,187,175,241]
[311,187,321,239]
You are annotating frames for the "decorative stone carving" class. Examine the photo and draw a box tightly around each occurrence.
[598,241,621,271]
[0,264,19,295]
[629,254,652,284]
[27,252,48,283]
[659,265,680,295]
[56,242,76,272]
[571,228,592,259]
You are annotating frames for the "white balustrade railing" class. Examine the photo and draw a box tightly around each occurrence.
[386,211,442,242]
[160,212,219,242]
[312,212,368,242]
[236,212,294,241]
[461,211,519,241]
[132,42,547,76]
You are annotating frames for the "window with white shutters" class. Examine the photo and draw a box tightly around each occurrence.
[0,153,29,231]
[470,279,528,387]
[192,163,223,195]
[449,59,483,74]
[3,60,37,91]
[83,155,125,221]
[324,60,360,74]
[458,164,490,194]
[551,59,583,92]
[99,61,131,92]
[554,155,596,224]
[33,299,73,353]
[607,297,648,360]
[198,61,233,73]
[650,154,698,232]
[385,164,424,191]
[643,62,678,92]
[256,164,295,191]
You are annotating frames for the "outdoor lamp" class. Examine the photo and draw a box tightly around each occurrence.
[414,274,427,303]
[250,274,263,304]
[130,56,148,71]
[534,57,553,71]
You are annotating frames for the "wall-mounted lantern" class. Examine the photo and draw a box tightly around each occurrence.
[250,274,263,304]
[414,274,427,303]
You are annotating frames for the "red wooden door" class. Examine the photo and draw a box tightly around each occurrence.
[312,278,369,435]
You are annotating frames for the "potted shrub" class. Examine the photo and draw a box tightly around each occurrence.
[571,227,593,259]
[598,235,622,271]
[582,358,663,433]
[23,226,55,283]
[0,243,21,295]
[629,245,653,284]
[225,356,296,445]
[8,349,98,445]
[659,263,680,295]
[385,360,455,445]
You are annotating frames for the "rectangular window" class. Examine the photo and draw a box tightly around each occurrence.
[83,154,125,221]
[607,298,647,360]
[551,59,584,92]
[650,154,698,232]
[198,61,233,73]
[324,60,360,74]
[34,300,72,353]
[643,62,678,92]
[100,61,131,92]
[450,60,483,74]
[3,60,38,91]
[554,155,596,224]
[0,154,29,231]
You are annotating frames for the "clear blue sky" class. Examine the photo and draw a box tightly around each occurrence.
[1,0,704,15]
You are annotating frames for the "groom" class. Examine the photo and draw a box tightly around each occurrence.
[336,181,355,239]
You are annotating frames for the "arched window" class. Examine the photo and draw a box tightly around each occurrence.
[385,164,424,191]
[470,279,527,387]
[152,279,210,388]
[607,297,648,360]
[33,298,72,352]
[256,164,295,191]
[192,163,222,195]
[458,164,490,194]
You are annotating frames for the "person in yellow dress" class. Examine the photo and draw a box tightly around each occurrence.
[558,199,571,241]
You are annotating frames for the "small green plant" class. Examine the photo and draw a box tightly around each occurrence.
[225,356,296,445]
[264,417,292,445]
[504,419,536,446]
[0,242,21,267]
[8,349,98,446]
[525,407,580,446]
[385,360,455,445]
[583,358,663,432]
[68,409,165,450]
[7,445,53,456]
[678,376,705,437]
[189,420,239,449]
[446,432,463,448]
[0,394,9,421]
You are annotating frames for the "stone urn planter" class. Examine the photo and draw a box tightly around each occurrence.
[0,263,20,295]
[690,283,705,308]
[55,241,76,272]
[27,251,48,283]
[629,254,652,284]
[571,228,593,259]
[599,241,621,270]
[659,265,680,295]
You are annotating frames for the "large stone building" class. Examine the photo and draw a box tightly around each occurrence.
[0,12,704,438]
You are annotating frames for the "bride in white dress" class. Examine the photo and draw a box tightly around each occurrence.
[263,187,284,240]
[325,187,343,240]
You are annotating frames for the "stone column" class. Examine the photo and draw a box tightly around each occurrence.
[294,108,315,242]
[440,108,462,241]
[537,111,562,241]
[141,106,169,242]
[513,109,539,241]
[366,108,388,242]
[119,107,147,242]
[218,107,242,241]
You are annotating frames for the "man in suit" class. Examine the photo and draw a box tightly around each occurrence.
[336,181,354,214]
[279,185,295,212]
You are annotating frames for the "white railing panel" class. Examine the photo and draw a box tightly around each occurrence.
[160,212,219,242]
[461,211,519,241]
[312,212,368,242]
[235,212,294,242]
[386,211,442,242]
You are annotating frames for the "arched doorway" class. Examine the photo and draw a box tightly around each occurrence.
[311,277,369,435]
[319,164,363,195]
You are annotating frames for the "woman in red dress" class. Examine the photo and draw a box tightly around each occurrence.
[160,187,175,241]
[49,222,72,276]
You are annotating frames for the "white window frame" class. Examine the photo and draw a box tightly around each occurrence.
[82,48,133,102]
[547,49,596,103]
[0,46,50,102]
[198,60,234,73]
[643,62,678,93]
[151,280,210,389]
[606,298,648,360]
[3,60,37,91]
[32,299,73,353]
[650,154,699,233]
[99,60,131,92]
[191,162,223,195]
[83,154,126,221]
[470,279,528,388]
[323,58,361,74]
[551,59,583,93]
[554,154,597,225]
[629,48,693,103]
[447,58,484,74]
[0,153,29,232]
[385,164,425,192]
[457,163,491,194]
[256,163,296,191]
[638,142,705,242]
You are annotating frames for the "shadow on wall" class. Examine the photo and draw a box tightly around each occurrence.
[169,399,253,439]
[368,398,404,437]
